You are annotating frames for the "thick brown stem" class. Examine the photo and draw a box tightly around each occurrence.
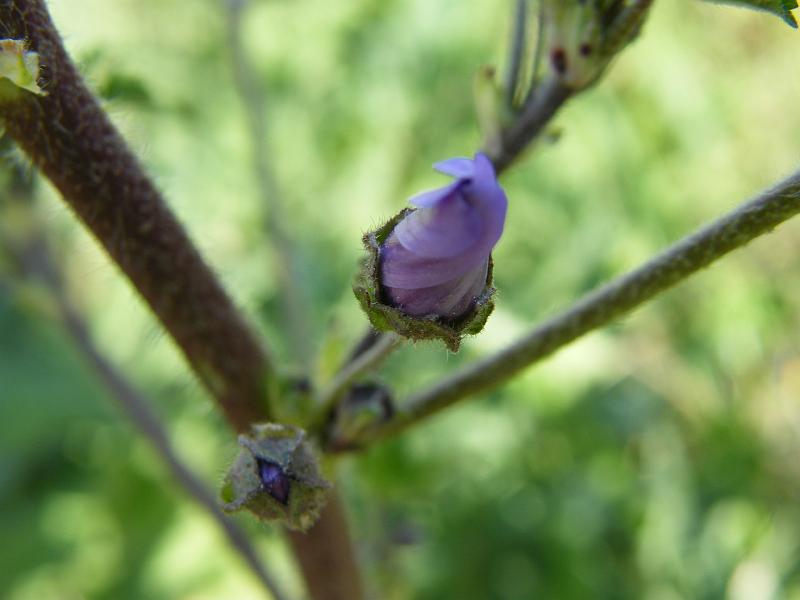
[0,2,365,598]
[0,0,273,431]
[287,491,364,600]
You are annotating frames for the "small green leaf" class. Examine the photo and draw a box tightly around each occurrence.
[0,39,45,96]
[703,0,799,28]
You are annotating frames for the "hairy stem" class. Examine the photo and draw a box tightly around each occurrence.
[224,0,313,365]
[0,4,364,599]
[63,306,291,600]
[348,169,800,445]
[286,491,364,600]
[0,164,289,600]
[0,0,274,431]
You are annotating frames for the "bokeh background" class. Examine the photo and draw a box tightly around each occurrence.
[2,1,800,598]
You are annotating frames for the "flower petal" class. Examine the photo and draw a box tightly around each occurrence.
[394,193,482,258]
[407,180,462,208]
[377,152,507,320]
[433,157,475,179]
[380,232,488,288]
[384,260,488,317]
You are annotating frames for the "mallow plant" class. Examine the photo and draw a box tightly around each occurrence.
[0,0,798,598]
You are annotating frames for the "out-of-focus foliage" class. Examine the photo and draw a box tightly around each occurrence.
[2,0,800,598]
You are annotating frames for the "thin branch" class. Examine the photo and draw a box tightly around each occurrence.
[488,76,573,174]
[0,0,274,431]
[504,0,528,108]
[314,333,400,429]
[223,0,313,365]
[59,295,291,600]
[345,169,800,446]
[0,174,290,600]
[0,5,362,597]
[522,1,547,108]
[345,327,385,365]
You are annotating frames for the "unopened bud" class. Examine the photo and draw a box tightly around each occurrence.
[354,153,507,351]
[221,423,331,531]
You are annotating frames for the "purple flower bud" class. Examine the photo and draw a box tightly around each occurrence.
[257,458,291,505]
[379,153,507,319]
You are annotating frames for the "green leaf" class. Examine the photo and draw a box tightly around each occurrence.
[0,39,45,96]
[704,0,799,28]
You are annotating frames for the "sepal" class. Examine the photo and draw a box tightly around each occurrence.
[221,423,331,532]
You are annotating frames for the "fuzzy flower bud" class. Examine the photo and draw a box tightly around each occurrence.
[381,153,507,317]
[221,423,331,531]
[354,153,507,351]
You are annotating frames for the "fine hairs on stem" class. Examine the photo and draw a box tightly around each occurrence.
[0,2,362,599]
[0,0,275,432]
[3,0,799,598]
[0,162,289,600]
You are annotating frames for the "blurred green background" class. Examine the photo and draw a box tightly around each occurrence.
[2,1,800,598]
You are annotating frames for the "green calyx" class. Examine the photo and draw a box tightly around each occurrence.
[221,423,331,532]
[353,209,495,353]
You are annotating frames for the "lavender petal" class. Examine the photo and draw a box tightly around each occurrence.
[378,152,508,320]
[433,157,475,178]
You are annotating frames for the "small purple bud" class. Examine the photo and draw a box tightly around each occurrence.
[379,153,507,320]
[257,458,290,505]
[222,424,331,530]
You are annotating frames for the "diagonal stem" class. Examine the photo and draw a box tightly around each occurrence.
[59,292,291,600]
[0,167,290,600]
[0,0,275,431]
[504,0,529,108]
[345,169,800,446]
[0,4,363,599]
[286,491,364,600]
[489,76,572,174]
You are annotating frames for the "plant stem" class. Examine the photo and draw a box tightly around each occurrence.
[0,0,274,431]
[59,292,292,600]
[345,327,385,365]
[224,0,313,365]
[489,76,572,174]
[347,169,800,446]
[286,491,364,600]
[0,3,364,599]
[505,0,528,108]
[522,1,547,108]
[0,165,290,600]
[314,333,400,431]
